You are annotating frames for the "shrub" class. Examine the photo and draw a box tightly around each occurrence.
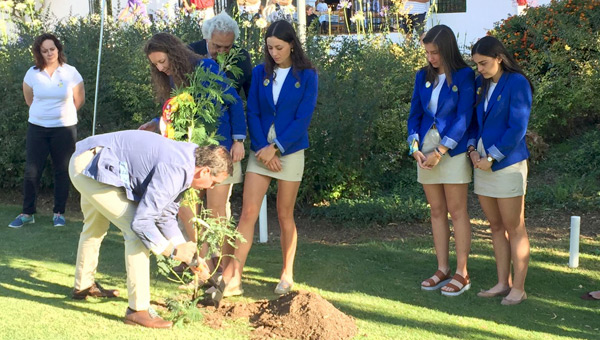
[301,36,423,203]
[526,128,600,211]
[491,0,600,141]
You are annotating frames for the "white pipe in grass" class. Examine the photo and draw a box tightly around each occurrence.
[259,195,268,243]
[569,216,581,268]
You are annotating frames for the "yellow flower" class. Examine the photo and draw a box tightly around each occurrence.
[177,92,194,103]
[255,18,267,29]
[166,125,175,139]
[564,44,571,51]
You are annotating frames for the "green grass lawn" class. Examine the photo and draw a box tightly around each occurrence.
[1,205,599,340]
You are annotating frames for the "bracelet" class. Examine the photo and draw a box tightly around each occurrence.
[435,147,445,157]
[408,144,419,156]
[466,148,475,158]
[408,140,419,156]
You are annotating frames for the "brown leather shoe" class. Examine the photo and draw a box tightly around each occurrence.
[124,308,172,328]
[72,281,120,300]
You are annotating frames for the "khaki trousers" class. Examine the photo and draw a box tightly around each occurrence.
[69,149,150,311]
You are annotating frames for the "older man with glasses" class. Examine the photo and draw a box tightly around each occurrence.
[189,11,253,98]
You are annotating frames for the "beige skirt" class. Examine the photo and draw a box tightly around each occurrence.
[246,124,305,181]
[417,128,472,184]
[474,139,528,198]
[246,150,304,182]
[218,161,242,186]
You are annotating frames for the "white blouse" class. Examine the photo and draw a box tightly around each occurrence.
[427,73,446,115]
[484,81,498,112]
[272,66,291,105]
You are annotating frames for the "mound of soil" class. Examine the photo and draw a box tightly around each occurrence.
[203,290,357,340]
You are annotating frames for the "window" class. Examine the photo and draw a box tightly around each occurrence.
[434,0,467,13]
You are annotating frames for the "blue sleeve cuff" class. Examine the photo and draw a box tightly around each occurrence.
[273,138,285,154]
[488,145,505,162]
[232,134,246,140]
[440,136,458,150]
[467,139,476,148]
[407,133,419,145]
[152,117,160,124]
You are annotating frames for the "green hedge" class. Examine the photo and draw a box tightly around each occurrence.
[1,2,598,224]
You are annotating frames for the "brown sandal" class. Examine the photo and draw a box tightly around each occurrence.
[441,273,471,296]
[421,270,451,291]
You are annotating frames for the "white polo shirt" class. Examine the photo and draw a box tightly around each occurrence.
[23,63,83,128]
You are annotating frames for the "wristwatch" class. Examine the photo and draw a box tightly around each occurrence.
[487,155,494,163]
[234,139,245,143]
[272,143,279,151]
[169,247,178,260]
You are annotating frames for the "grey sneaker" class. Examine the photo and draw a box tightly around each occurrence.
[53,213,66,227]
[8,214,35,228]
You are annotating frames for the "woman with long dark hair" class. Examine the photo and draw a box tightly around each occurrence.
[217,20,318,296]
[407,25,475,296]
[469,35,533,305]
[9,33,85,228]
[140,33,246,273]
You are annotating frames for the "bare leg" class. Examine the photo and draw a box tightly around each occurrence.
[178,204,198,242]
[478,195,512,293]
[498,195,529,300]
[221,173,271,290]
[421,184,450,287]
[276,179,301,284]
[205,184,232,271]
[441,183,471,292]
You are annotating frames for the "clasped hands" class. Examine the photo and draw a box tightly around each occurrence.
[413,150,442,169]
[469,150,493,171]
[255,144,282,172]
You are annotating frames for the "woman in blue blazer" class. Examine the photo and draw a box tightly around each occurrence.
[141,33,246,272]
[219,20,318,297]
[469,36,533,305]
[407,25,475,296]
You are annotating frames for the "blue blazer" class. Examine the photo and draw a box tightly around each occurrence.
[195,59,246,151]
[467,72,531,171]
[407,67,475,157]
[246,64,318,156]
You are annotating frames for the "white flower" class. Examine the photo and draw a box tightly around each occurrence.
[32,19,41,26]
[351,11,364,22]
[255,17,267,29]
[15,3,26,11]
[25,0,35,5]
[242,20,251,28]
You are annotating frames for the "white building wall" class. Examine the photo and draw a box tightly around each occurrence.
[428,0,552,46]
[39,0,178,20]
[41,0,89,18]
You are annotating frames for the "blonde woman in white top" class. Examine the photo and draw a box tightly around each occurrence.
[9,33,84,229]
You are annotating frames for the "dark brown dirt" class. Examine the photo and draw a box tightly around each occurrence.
[203,290,357,340]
